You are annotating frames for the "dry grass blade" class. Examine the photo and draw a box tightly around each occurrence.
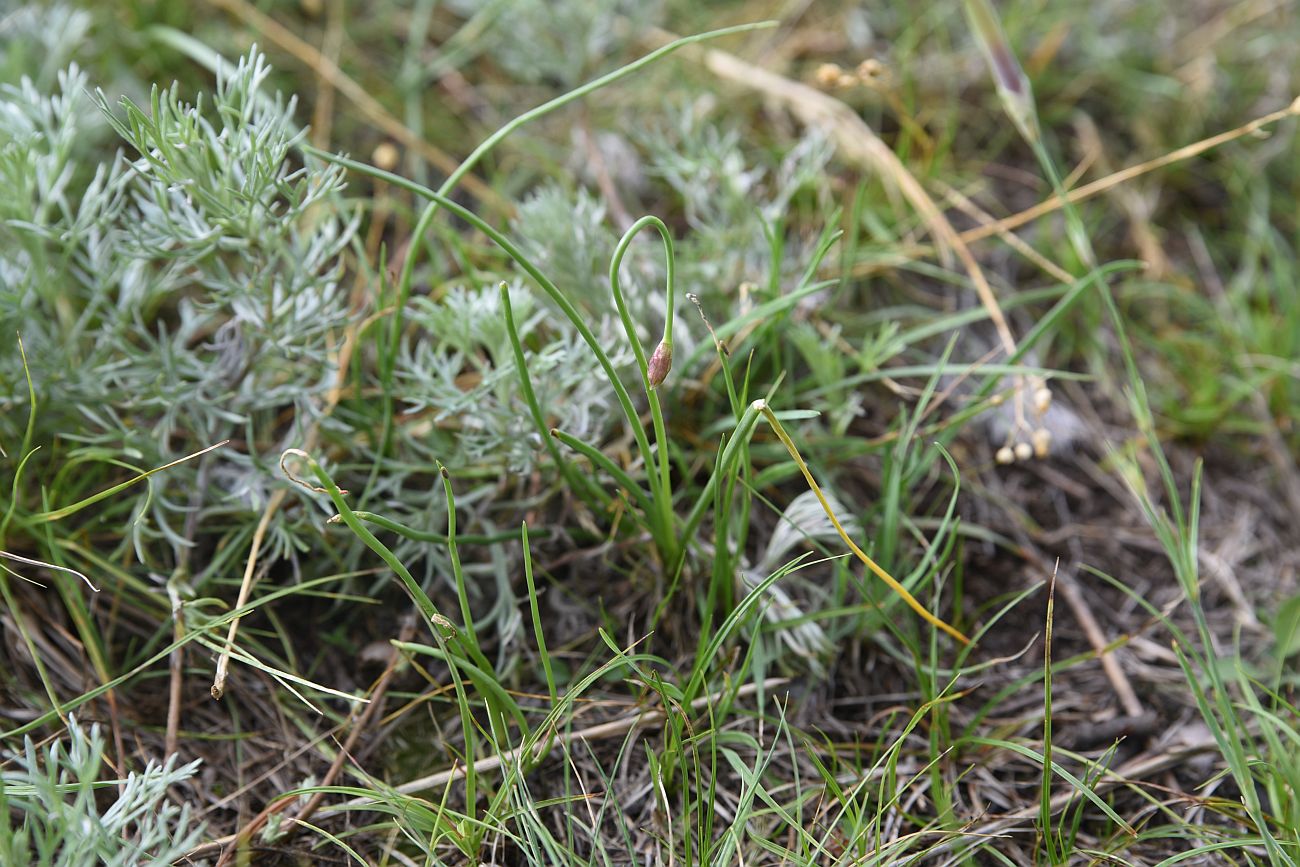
[757,402,971,645]
[958,97,1300,246]
[934,179,1075,285]
[0,551,97,592]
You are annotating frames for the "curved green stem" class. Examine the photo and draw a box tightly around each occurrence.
[437,22,772,212]
[330,510,547,545]
[609,215,677,563]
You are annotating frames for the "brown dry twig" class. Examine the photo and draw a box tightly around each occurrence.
[842,81,1297,284]
[958,96,1300,248]
[933,179,1074,286]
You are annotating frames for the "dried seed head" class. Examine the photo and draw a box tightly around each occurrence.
[1034,386,1053,416]
[1031,427,1052,458]
[372,142,400,171]
[856,59,886,84]
[815,63,844,88]
[648,340,673,389]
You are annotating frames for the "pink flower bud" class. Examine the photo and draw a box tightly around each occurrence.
[964,0,1040,144]
[647,340,673,389]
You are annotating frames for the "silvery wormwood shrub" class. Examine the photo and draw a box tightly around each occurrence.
[0,47,357,574]
[0,3,91,89]
[640,104,835,293]
[394,281,631,475]
[0,38,649,622]
[441,0,664,90]
[0,717,204,866]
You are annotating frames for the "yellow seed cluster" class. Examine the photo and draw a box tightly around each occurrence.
[813,60,888,90]
[996,377,1054,465]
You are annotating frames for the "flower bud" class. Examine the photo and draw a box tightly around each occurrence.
[964,0,1040,144]
[648,339,673,389]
